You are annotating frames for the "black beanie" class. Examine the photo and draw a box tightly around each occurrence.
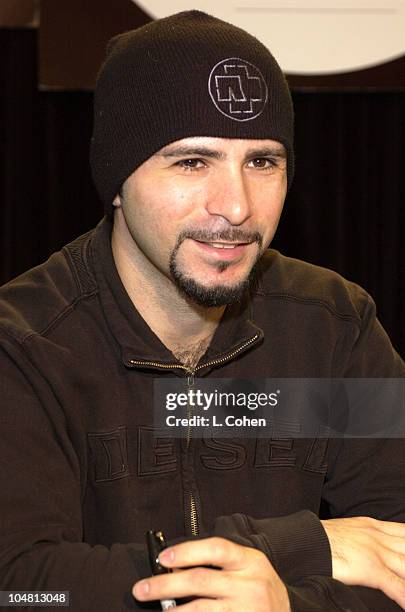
[90,10,294,214]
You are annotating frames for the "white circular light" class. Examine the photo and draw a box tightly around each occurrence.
[133,0,405,75]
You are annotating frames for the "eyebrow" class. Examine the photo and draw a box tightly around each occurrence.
[157,144,287,160]
[244,146,287,159]
[157,146,224,160]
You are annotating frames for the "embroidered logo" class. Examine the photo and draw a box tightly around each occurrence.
[88,426,130,483]
[208,58,268,122]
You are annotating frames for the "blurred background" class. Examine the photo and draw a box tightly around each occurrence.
[0,0,404,354]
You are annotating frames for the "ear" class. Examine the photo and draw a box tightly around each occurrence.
[113,192,122,208]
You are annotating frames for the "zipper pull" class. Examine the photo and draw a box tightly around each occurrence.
[187,370,195,388]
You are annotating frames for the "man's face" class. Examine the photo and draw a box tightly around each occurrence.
[113,137,287,307]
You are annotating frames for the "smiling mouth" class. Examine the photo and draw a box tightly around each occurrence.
[195,240,251,250]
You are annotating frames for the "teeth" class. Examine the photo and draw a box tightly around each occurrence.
[210,242,237,249]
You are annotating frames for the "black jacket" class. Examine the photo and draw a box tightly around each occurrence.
[0,217,404,611]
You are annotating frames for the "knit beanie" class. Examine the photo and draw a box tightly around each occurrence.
[90,10,294,215]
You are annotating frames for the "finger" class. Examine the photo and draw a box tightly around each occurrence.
[374,568,405,610]
[158,537,255,572]
[381,547,405,580]
[174,599,220,611]
[133,566,238,601]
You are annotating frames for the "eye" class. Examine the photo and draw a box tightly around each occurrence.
[176,158,206,171]
[248,157,276,170]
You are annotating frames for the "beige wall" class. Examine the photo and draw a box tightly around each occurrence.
[0,0,38,27]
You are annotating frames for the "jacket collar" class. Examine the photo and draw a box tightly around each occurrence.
[89,217,263,374]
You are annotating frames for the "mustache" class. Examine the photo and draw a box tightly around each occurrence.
[175,228,263,249]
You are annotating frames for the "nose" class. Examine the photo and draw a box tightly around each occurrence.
[205,168,252,226]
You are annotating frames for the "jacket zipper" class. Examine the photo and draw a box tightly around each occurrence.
[190,493,198,536]
[186,373,198,536]
[128,333,260,374]
[129,333,260,537]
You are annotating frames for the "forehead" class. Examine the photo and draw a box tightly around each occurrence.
[153,136,287,160]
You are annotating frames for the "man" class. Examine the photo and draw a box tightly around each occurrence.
[0,10,404,612]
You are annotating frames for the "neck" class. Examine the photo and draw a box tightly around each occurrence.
[111,211,225,362]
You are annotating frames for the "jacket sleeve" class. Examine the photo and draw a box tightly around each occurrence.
[212,510,402,611]
[213,291,405,611]
[0,342,155,612]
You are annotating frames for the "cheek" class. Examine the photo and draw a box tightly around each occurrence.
[121,187,189,258]
[257,191,286,243]
[144,184,208,231]
[166,184,208,217]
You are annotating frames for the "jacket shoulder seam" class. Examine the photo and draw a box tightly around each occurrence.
[62,230,97,295]
[1,291,98,346]
[253,292,362,326]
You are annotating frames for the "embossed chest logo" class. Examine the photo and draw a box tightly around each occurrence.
[208,58,268,122]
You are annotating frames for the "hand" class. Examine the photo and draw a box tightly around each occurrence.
[322,516,405,608]
[133,536,290,611]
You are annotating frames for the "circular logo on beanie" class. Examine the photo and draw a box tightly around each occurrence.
[208,58,268,122]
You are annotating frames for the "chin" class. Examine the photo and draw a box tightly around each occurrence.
[171,264,257,308]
